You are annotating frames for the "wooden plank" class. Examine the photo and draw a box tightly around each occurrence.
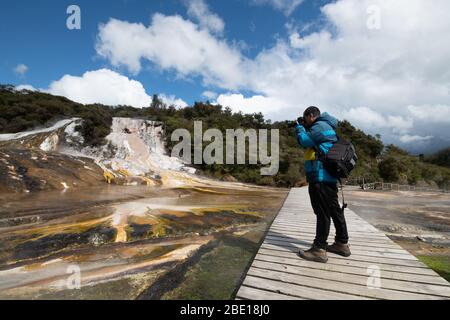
[266,233,403,249]
[268,230,390,243]
[262,243,420,264]
[254,253,448,285]
[266,233,409,254]
[273,225,379,234]
[274,214,370,221]
[247,267,444,300]
[260,245,432,269]
[265,235,411,254]
[270,225,398,242]
[268,231,393,244]
[275,214,366,220]
[270,225,389,239]
[274,219,375,226]
[273,223,377,232]
[258,248,438,281]
[236,286,305,300]
[262,239,418,261]
[274,220,372,227]
[251,260,450,298]
[258,248,439,276]
[266,232,400,247]
[274,223,379,234]
[270,225,389,237]
[264,234,408,253]
[243,275,372,300]
[267,231,399,246]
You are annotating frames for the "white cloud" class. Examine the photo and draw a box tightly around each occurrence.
[95,0,450,151]
[202,90,218,100]
[344,107,388,129]
[15,84,36,91]
[159,94,189,108]
[47,69,186,108]
[289,32,302,48]
[96,15,246,88]
[408,105,450,123]
[14,64,28,76]
[216,93,289,116]
[387,116,414,134]
[251,0,304,16]
[185,0,225,34]
[48,69,151,107]
[400,135,433,144]
[343,107,413,134]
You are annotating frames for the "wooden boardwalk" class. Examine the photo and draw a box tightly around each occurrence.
[236,187,450,300]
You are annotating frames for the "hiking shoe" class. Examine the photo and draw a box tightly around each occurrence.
[298,246,328,263]
[326,242,351,257]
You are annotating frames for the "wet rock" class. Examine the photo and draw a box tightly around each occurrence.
[0,148,104,193]
[221,174,237,182]
[11,225,117,263]
[129,223,152,240]
[89,233,110,246]
[377,224,403,233]
[16,166,28,175]
[0,215,41,228]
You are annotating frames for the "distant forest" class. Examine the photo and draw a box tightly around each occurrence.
[1,84,449,189]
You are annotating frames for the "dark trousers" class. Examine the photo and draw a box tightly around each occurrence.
[308,182,349,249]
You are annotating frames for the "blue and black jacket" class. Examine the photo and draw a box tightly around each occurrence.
[295,113,339,184]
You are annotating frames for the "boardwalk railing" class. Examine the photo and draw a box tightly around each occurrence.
[345,181,449,194]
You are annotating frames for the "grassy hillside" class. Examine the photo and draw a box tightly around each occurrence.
[425,147,450,168]
[377,145,450,188]
[0,85,114,146]
[1,85,449,189]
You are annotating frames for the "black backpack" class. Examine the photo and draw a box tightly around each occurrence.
[317,137,358,179]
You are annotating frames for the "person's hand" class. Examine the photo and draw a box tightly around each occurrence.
[295,123,306,134]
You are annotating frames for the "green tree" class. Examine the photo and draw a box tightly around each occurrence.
[378,157,402,182]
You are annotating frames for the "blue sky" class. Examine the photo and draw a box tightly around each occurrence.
[1,0,450,153]
[0,0,327,104]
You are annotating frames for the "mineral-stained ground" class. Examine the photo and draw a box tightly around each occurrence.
[345,187,450,282]
[0,184,288,299]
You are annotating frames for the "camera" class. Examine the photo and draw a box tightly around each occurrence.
[297,117,305,126]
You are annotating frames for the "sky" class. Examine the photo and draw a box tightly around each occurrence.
[1,0,449,154]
